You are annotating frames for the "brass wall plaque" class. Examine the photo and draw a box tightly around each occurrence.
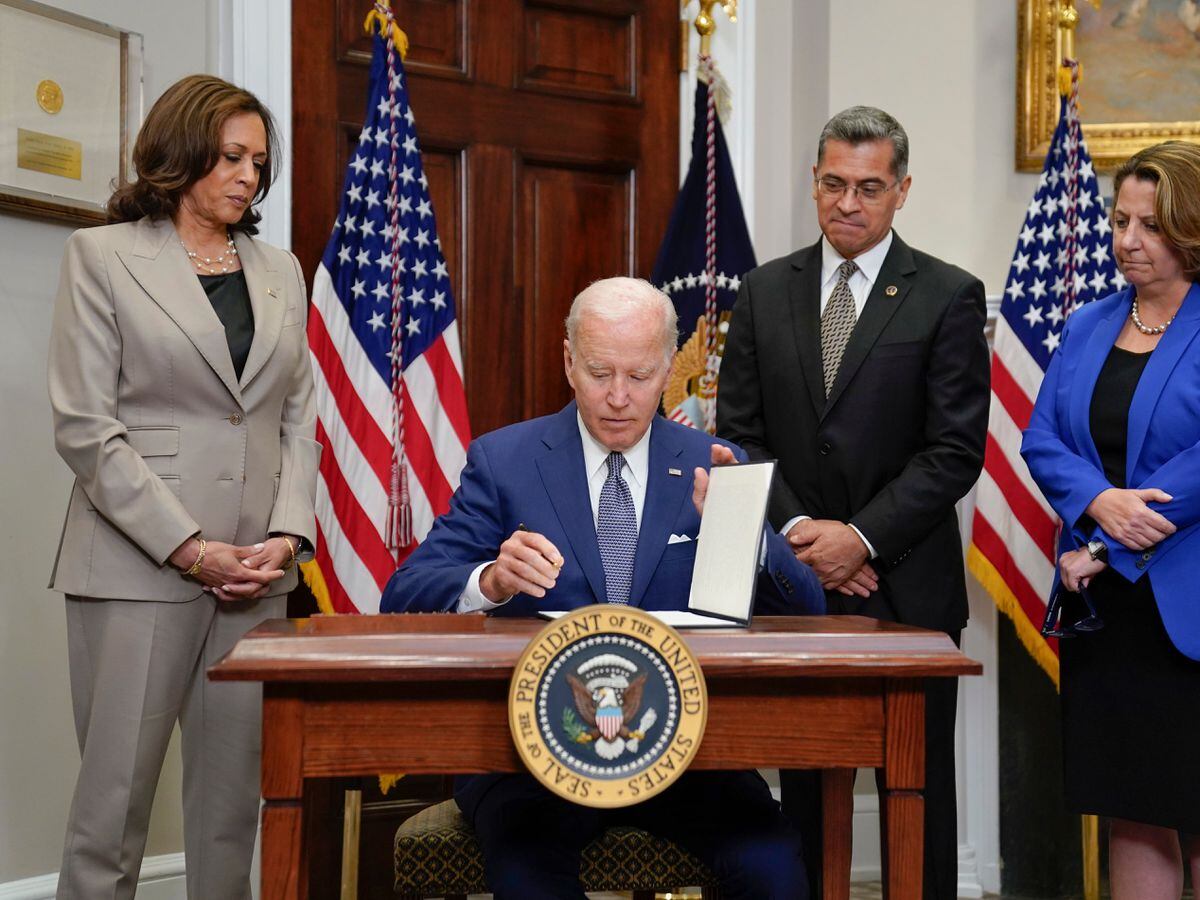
[17,128,82,180]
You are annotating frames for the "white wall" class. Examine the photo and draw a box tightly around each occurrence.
[0,0,212,888]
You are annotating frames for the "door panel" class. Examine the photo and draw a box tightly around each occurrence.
[294,0,678,437]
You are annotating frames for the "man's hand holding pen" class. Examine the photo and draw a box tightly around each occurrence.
[478,524,564,603]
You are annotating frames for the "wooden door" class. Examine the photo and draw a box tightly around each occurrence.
[292,0,680,436]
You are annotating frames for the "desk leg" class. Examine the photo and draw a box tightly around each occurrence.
[882,680,924,900]
[260,689,307,900]
[821,768,854,900]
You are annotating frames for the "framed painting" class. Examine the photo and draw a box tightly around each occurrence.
[1017,0,1200,172]
[0,0,142,225]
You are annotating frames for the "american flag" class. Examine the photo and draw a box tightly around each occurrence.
[967,70,1122,683]
[304,19,470,615]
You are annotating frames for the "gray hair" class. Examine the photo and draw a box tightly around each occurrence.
[817,106,909,180]
[565,277,678,363]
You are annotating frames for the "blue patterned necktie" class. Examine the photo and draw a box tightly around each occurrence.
[596,451,637,605]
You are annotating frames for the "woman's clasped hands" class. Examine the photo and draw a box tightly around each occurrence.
[169,536,296,601]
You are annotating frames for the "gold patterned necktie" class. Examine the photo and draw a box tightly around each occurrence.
[820,259,859,398]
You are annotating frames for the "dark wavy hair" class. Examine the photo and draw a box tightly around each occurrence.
[1113,141,1200,280]
[106,74,279,233]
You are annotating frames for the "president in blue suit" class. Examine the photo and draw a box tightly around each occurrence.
[1021,142,1200,893]
[382,277,822,899]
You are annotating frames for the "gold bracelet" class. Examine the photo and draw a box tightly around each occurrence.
[185,537,207,577]
[280,535,297,571]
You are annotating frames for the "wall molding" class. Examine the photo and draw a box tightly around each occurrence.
[0,854,185,900]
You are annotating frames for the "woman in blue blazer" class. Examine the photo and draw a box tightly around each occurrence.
[1022,141,1200,899]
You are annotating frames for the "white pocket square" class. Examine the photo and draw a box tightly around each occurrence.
[667,533,694,544]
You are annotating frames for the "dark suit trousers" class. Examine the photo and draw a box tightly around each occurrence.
[468,770,808,899]
[779,591,961,900]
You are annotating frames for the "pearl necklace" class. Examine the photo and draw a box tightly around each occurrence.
[180,232,239,274]
[1130,296,1174,336]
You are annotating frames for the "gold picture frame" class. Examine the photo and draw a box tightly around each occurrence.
[0,0,142,225]
[1017,0,1200,172]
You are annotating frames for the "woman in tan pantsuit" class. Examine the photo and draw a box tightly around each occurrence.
[47,75,319,899]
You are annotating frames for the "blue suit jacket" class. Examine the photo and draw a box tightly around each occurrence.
[381,402,824,616]
[1021,284,1200,660]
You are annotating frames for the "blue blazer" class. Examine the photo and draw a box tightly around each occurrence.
[1021,284,1200,660]
[380,402,824,616]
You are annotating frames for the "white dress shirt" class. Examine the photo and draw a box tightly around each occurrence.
[779,232,895,559]
[456,415,654,612]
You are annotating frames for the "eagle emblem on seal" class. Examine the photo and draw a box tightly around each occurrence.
[563,653,659,760]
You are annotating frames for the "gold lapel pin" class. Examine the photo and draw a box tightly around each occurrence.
[885,285,899,297]
[668,467,683,477]
[267,287,278,298]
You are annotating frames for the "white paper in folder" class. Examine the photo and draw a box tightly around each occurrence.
[538,460,776,628]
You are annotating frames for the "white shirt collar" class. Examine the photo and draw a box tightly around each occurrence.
[820,230,894,289]
[577,412,651,490]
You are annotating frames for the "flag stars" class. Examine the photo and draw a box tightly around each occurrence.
[350,155,368,175]
[431,290,447,310]
[412,258,428,278]
[399,165,415,185]
[358,126,372,146]
[372,281,390,302]
[400,196,413,215]
[405,318,421,337]
[1004,279,1025,302]
[417,198,431,219]
[356,248,372,268]
[376,96,392,118]
[365,189,381,210]
[1029,278,1048,301]
[1033,250,1051,273]
[419,172,428,190]
[347,184,363,205]
[1114,270,1127,289]
[415,229,430,248]
[1023,304,1045,327]
[1051,275,1067,298]
[1014,251,1031,274]
[384,193,398,212]
[1047,304,1065,326]
[1094,216,1112,238]
[403,135,417,155]
[370,159,385,180]
[360,218,377,238]
[433,260,448,280]
[671,276,685,292]
[1091,243,1110,265]
[351,279,366,299]
[1038,222,1056,245]
[408,288,425,306]
[1026,198,1042,221]
[1019,224,1037,247]
[405,107,415,126]
[1089,271,1109,293]
[1042,330,1062,353]
[728,275,741,291]
[374,128,390,148]
[716,272,729,289]
[684,274,697,289]
[337,245,352,265]
[367,310,387,332]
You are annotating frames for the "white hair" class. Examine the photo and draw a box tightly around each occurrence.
[564,277,678,362]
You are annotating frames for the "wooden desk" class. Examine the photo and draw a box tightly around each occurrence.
[211,614,980,899]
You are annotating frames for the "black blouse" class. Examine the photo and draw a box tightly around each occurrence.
[1089,345,1153,489]
[198,271,254,380]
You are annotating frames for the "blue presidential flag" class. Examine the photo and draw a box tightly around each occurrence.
[651,69,755,432]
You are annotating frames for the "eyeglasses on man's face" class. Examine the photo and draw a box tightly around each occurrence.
[813,175,899,204]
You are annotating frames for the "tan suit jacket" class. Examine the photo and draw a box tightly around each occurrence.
[48,216,320,601]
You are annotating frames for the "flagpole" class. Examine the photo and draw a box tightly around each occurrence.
[1055,6,1100,894]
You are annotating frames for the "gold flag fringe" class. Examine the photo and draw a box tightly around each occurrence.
[967,544,1060,689]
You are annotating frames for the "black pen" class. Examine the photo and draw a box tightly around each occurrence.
[517,523,563,569]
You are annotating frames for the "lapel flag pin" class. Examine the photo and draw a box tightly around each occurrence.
[885,285,898,297]
[668,467,682,477]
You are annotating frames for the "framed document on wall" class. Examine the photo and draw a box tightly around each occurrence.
[0,0,142,225]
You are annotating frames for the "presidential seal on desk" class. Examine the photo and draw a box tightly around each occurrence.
[509,605,707,808]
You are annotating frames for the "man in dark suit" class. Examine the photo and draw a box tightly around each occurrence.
[716,106,990,900]
[382,276,822,899]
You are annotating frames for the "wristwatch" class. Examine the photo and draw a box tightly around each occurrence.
[1086,539,1108,563]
